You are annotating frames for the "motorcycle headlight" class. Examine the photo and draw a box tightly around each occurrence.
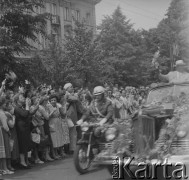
[81,126,89,132]
[105,127,118,141]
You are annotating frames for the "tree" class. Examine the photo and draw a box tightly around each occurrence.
[0,0,48,81]
[151,0,189,72]
[96,7,153,86]
[36,36,67,87]
[63,21,102,88]
[137,0,189,84]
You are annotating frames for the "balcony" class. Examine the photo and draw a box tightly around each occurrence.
[51,15,60,25]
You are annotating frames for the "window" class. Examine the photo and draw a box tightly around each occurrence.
[75,10,80,21]
[64,7,70,21]
[35,6,42,14]
[86,13,90,25]
[51,27,59,42]
[51,3,57,15]
[64,25,72,36]
[71,10,75,20]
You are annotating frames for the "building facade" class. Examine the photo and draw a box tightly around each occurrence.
[34,0,101,50]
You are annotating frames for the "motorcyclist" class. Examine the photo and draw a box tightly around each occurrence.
[77,86,114,126]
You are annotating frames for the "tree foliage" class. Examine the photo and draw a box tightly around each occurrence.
[1,0,188,87]
[0,0,48,81]
[147,0,189,73]
[96,7,153,86]
[63,21,103,88]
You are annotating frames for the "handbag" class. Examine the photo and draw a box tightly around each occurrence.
[66,117,74,128]
[32,114,44,127]
[31,132,40,144]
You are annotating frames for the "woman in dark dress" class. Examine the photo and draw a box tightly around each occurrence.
[14,93,39,168]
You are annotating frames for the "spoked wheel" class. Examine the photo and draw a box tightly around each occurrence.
[74,144,92,174]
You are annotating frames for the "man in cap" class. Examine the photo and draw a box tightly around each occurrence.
[64,83,84,154]
[159,60,189,83]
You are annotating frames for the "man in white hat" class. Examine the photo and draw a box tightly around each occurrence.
[159,60,189,83]
[64,83,73,93]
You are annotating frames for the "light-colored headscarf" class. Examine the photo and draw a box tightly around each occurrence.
[63,83,72,91]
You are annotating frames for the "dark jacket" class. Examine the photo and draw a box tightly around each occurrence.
[66,94,84,125]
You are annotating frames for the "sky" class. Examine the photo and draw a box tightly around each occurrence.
[96,0,172,30]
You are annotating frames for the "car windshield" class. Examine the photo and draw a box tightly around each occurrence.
[147,84,189,105]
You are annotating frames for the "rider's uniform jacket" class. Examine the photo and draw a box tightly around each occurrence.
[81,98,113,123]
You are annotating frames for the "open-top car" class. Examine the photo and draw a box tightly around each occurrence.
[101,82,189,179]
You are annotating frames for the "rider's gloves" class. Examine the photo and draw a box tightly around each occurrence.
[77,119,84,125]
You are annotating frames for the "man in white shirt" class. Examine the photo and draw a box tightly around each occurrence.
[159,60,189,83]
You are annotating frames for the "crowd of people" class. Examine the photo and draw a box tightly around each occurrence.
[0,75,149,176]
[105,85,149,119]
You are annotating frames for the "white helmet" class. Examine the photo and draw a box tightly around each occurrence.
[93,86,105,96]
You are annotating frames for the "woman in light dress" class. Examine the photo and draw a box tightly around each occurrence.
[0,96,14,175]
[47,94,69,159]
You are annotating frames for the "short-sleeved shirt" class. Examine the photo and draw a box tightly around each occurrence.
[167,71,189,83]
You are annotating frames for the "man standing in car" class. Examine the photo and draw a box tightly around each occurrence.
[159,60,189,83]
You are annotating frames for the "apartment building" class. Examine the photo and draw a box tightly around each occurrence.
[35,0,101,50]
[0,0,101,58]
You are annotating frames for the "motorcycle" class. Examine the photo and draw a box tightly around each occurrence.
[74,121,119,174]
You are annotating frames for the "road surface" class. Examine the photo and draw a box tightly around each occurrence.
[2,157,112,180]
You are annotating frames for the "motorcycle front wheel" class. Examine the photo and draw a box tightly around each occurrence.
[74,144,92,174]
